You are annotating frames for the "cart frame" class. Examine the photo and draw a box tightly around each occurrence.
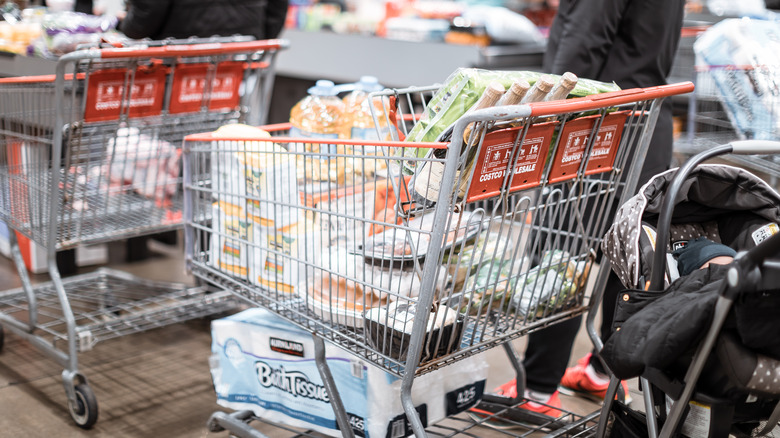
[0,38,287,428]
[183,81,694,437]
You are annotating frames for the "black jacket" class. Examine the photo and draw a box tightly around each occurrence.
[602,263,780,381]
[543,0,685,183]
[121,0,289,41]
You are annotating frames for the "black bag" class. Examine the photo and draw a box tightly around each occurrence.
[605,401,649,438]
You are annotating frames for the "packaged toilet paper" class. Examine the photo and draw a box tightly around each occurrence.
[210,308,488,438]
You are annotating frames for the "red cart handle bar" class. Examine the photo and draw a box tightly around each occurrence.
[95,38,288,59]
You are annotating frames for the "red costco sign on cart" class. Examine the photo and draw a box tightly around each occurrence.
[547,111,630,184]
[84,68,166,122]
[169,62,245,114]
[465,122,556,202]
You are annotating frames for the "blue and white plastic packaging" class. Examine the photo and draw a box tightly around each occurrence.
[210,308,489,438]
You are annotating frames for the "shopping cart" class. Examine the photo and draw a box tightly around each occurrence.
[0,38,287,428]
[183,80,693,437]
[673,23,780,185]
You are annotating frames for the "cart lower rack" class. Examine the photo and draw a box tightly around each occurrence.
[184,80,693,437]
[0,38,286,428]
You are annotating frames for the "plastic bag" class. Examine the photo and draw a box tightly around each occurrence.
[461,6,545,44]
[694,18,780,139]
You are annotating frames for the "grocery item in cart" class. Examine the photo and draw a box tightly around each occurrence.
[402,68,620,156]
[210,201,256,280]
[106,126,179,205]
[341,75,389,141]
[255,220,317,294]
[360,210,484,269]
[211,124,300,229]
[694,19,780,140]
[290,80,349,183]
[364,301,465,362]
[305,248,387,327]
[341,76,392,177]
[457,250,592,317]
[210,307,489,438]
[310,182,377,250]
[545,72,579,102]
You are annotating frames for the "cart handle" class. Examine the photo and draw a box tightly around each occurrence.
[527,82,694,117]
[730,140,780,155]
[184,123,448,149]
[92,39,289,59]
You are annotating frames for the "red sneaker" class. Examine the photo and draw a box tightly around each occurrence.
[560,354,631,404]
[468,383,564,430]
[491,379,563,417]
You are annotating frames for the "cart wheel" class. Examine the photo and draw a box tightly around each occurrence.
[68,383,99,429]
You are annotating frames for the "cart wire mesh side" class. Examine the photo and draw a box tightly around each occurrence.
[183,81,693,437]
[0,38,287,429]
[672,24,780,183]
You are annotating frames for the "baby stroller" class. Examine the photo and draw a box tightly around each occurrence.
[589,140,780,438]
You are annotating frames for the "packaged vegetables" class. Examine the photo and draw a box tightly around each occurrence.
[457,249,593,318]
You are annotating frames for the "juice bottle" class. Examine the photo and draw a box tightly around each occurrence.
[290,79,345,142]
[341,76,389,176]
[341,75,386,141]
[289,80,346,182]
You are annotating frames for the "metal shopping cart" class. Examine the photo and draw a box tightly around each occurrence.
[673,23,780,185]
[0,38,287,428]
[183,80,693,437]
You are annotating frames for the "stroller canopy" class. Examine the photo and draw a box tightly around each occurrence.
[602,163,780,290]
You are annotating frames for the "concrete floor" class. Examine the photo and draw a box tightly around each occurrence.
[0,237,633,437]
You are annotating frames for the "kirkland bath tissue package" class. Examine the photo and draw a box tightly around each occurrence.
[210,308,488,438]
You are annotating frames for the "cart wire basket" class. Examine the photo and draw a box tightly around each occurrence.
[0,38,287,428]
[672,23,780,183]
[183,81,693,437]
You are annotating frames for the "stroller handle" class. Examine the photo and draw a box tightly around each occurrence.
[730,140,780,155]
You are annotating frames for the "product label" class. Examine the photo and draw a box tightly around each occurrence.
[465,122,555,202]
[84,68,166,122]
[169,61,244,114]
[385,405,428,438]
[269,337,305,357]
[548,112,628,183]
[211,202,253,277]
[215,343,369,436]
[665,396,711,438]
[752,223,779,245]
[445,381,485,416]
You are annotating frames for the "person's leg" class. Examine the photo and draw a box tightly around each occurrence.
[524,316,582,394]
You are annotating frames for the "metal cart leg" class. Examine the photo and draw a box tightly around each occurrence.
[6,228,37,331]
[48,256,99,429]
[312,334,355,438]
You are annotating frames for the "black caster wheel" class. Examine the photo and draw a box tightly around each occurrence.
[68,383,99,429]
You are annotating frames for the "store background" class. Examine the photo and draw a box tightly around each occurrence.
[0,0,778,436]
